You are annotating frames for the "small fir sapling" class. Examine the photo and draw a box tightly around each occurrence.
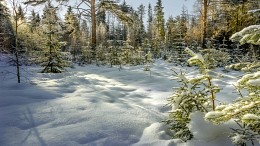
[96,44,107,65]
[40,41,68,73]
[105,46,115,67]
[185,47,220,111]
[131,47,144,66]
[206,24,260,145]
[144,50,152,77]
[80,44,93,64]
[165,70,209,141]
[121,41,131,64]
[165,47,220,141]
[205,71,260,146]
[200,49,231,69]
[226,62,260,72]
[230,25,260,46]
[144,50,152,71]
[228,25,260,72]
[105,40,122,67]
[196,39,231,69]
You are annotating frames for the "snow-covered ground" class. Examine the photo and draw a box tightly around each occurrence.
[0,54,254,146]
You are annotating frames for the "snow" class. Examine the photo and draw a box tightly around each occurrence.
[247,78,260,86]
[185,47,205,64]
[243,114,260,120]
[0,54,255,146]
[249,9,260,13]
[178,73,188,83]
[237,71,260,87]
[231,133,246,145]
[232,25,260,37]
[191,54,205,64]
[230,25,260,45]
[205,111,224,119]
[184,47,196,57]
[189,112,234,144]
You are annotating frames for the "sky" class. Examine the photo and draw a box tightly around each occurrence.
[124,0,196,19]
[4,0,196,21]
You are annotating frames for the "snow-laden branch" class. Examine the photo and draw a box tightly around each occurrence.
[230,25,260,45]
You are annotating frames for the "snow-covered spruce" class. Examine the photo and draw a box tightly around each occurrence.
[39,4,69,73]
[165,48,221,141]
[205,71,260,145]
[237,71,260,92]
[165,71,209,141]
[226,62,260,72]
[230,25,260,45]
[228,24,260,73]
[199,49,230,69]
[144,50,153,71]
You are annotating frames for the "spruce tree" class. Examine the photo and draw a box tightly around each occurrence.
[147,3,153,44]
[40,3,68,73]
[79,19,93,64]
[165,47,221,141]
[206,71,260,145]
[136,4,146,47]
[29,10,36,32]
[17,5,25,20]
[152,0,165,58]
[120,0,133,41]
[154,0,165,42]
[205,10,260,146]
[0,0,13,52]
[64,6,80,61]
[165,16,177,62]
[227,25,260,72]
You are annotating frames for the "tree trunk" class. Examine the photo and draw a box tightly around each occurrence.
[49,22,53,72]
[15,17,20,83]
[236,6,239,32]
[202,0,208,48]
[91,0,96,60]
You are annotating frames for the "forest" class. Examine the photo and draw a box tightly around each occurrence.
[0,0,259,146]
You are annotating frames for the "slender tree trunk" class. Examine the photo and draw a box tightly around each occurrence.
[91,0,96,60]
[236,6,239,32]
[15,18,20,83]
[49,22,53,72]
[202,0,208,48]
[207,77,215,111]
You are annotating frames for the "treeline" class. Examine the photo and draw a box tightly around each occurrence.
[0,0,259,71]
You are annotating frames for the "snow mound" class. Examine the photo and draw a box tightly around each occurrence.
[189,112,234,141]
[133,122,180,146]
